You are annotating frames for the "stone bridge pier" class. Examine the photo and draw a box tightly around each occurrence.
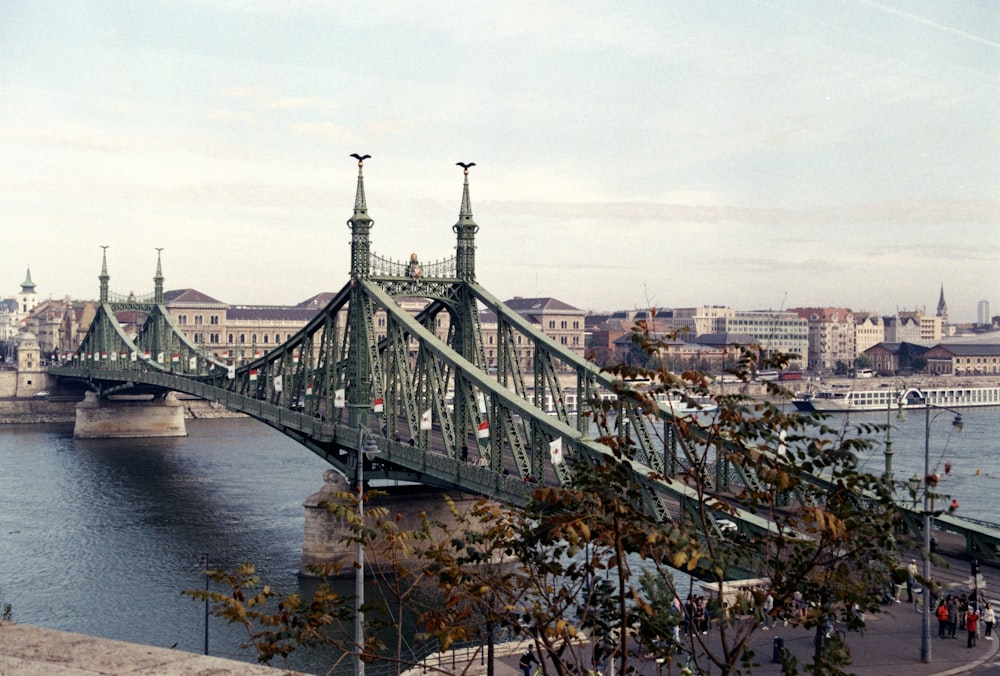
[74,391,187,438]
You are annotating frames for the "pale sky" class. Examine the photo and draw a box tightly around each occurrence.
[2,1,998,323]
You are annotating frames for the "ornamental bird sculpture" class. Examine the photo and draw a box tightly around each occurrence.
[457,162,476,171]
[350,153,371,164]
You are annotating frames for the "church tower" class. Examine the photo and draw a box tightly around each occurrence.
[17,266,37,316]
[936,283,948,324]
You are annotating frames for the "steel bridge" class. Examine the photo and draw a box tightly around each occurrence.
[48,158,1000,562]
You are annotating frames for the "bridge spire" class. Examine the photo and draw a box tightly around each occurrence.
[453,162,479,281]
[348,154,373,280]
[99,245,110,303]
[154,248,164,304]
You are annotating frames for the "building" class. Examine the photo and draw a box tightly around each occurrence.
[789,307,856,371]
[978,300,991,326]
[479,297,586,372]
[897,310,943,343]
[883,314,922,344]
[854,312,884,357]
[923,343,1000,376]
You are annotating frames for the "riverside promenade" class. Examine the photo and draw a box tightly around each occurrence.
[415,541,1000,676]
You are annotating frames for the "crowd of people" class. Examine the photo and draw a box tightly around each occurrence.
[934,592,996,648]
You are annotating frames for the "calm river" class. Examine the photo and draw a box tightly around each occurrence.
[1,409,998,673]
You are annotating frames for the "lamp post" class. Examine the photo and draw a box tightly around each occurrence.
[355,424,380,676]
[920,401,963,664]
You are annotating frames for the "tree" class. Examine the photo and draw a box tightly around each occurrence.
[186,324,901,675]
[419,327,900,675]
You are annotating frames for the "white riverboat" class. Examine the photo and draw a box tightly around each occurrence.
[793,385,1000,412]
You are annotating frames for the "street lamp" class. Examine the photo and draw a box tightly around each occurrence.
[884,398,904,483]
[355,424,380,676]
[920,401,963,664]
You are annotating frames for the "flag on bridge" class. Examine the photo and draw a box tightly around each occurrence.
[221,350,229,358]
[549,437,564,465]
[131,351,137,362]
[420,408,432,430]
[249,368,258,381]
[334,388,345,408]
[372,397,384,413]
[273,375,282,393]
[305,383,314,399]
[171,353,179,363]
[227,365,235,379]
[189,356,197,370]
[143,350,151,360]
[110,352,117,362]
[157,352,164,364]
[293,351,299,364]
[477,420,490,439]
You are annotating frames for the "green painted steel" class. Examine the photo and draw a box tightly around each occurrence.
[47,158,1000,558]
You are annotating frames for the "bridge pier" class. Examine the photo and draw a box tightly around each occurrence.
[301,470,481,576]
[74,391,187,438]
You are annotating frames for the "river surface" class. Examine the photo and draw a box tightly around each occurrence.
[1,410,998,673]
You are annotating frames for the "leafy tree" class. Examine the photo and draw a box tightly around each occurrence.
[186,323,901,676]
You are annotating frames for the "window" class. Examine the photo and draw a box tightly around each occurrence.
[194,315,203,326]
[178,314,187,325]
[275,333,281,344]
[239,334,246,344]
[210,315,220,325]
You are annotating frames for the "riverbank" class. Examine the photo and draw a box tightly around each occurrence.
[0,396,244,424]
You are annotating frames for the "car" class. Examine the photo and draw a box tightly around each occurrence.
[32,391,49,398]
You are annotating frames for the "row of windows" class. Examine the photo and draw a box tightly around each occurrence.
[547,320,581,330]
[177,314,221,326]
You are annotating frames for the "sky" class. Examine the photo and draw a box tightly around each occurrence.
[2,1,999,323]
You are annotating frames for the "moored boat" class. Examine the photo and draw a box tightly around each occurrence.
[792,385,1000,412]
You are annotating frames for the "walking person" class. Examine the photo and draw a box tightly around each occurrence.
[907,559,919,603]
[984,602,995,641]
[968,606,980,648]
[762,592,774,631]
[519,646,539,676]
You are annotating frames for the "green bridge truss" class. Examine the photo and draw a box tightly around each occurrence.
[50,159,1000,561]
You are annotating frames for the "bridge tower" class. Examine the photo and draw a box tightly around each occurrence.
[346,156,377,431]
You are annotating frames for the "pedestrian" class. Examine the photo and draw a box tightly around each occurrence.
[907,559,919,603]
[948,595,959,638]
[984,602,995,641]
[762,592,774,631]
[518,646,539,676]
[968,606,980,648]
[937,599,950,639]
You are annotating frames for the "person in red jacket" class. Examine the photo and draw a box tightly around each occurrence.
[937,600,950,639]
[968,607,981,648]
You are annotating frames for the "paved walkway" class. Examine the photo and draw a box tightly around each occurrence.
[415,544,1000,676]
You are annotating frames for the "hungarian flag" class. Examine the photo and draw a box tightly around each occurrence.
[292,351,299,364]
[477,420,490,439]
[334,388,345,408]
[249,368,258,381]
[549,437,564,465]
[305,383,314,399]
[143,350,151,360]
[372,397,384,413]
[221,350,229,358]
[420,408,432,431]
[86,353,92,360]
[171,353,179,363]
[120,350,127,360]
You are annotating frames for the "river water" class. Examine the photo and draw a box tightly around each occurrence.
[0,410,998,673]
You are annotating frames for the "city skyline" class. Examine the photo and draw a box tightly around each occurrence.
[2,1,998,323]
